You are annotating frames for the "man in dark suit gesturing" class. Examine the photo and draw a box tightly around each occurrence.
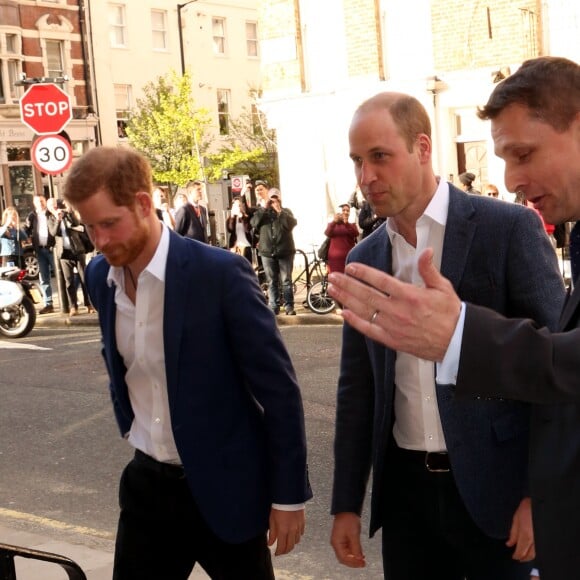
[63,147,312,579]
[330,92,565,579]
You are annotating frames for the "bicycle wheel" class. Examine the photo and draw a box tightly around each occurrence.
[307,279,336,314]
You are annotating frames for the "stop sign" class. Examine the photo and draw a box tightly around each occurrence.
[19,84,72,135]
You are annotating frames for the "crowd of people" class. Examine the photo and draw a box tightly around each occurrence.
[4,55,578,580]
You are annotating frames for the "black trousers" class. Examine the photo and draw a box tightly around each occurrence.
[381,445,532,580]
[60,254,91,310]
[113,451,274,580]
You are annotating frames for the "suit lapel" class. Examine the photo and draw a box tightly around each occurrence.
[360,228,395,389]
[440,186,477,292]
[559,285,580,329]
[163,232,190,406]
[102,283,125,377]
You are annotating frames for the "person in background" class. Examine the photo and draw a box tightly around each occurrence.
[254,180,270,208]
[324,204,358,274]
[174,180,208,243]
[458,172,481,195]
[64,146,312,579]
[251,188,297,315]
[25,194,55,314]
[172,192,188,217]
[227,196,253,262]
[0,206,28,268]
[483,183,500,198]
[152,187,175,230]
[47,198,94,316]
[358,199,386,239]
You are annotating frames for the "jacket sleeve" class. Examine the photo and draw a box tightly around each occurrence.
[250,208,266,229]
[47,215,61,237]
[325,221,337,237]
[279,208,297,230]
[174,206,189,236]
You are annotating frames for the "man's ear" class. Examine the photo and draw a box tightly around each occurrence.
[416,133,432,163]
[135,191,153,217]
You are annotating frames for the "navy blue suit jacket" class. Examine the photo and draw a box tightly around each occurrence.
[86,230,312,543]
[332,185,564,540]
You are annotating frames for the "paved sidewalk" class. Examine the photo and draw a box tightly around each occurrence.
[0,520,212,579]
[33,299,344,329]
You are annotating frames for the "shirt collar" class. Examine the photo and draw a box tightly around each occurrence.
[107,224,170,288]
[386,178,449,241]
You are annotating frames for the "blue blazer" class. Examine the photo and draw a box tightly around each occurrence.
[332,185,564,539]
[86,230,312,543]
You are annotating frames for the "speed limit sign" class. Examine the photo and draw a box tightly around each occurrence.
[31,134,73,175]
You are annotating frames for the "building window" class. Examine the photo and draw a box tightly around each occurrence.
[45,40,64,78]
[217,89,230,135]
[0,32,22,104]
[151,10,167,51]
[6,34,18,53]
[246,22,258,57]
[114,84,132,138]
[109,4,127,48]
[212,18,226,55]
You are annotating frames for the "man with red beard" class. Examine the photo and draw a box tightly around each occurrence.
[63,147,312,580]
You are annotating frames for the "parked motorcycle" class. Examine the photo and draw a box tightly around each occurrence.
[0,266,41,338]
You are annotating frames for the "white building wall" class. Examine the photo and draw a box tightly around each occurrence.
[87,0,260,149]
[182,0,261,151]
[260,1,443,249]
[543,0,580,60]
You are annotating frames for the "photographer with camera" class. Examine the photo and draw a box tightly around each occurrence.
[250,188,297,315]
[47,198,95,316]
[227,196,253,262]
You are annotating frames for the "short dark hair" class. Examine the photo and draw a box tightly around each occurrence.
[255,180,269,188]
[64,147,152,208]
[355,92,431,153]
[477,56,580,132]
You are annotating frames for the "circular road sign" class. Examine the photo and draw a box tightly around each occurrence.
[20,84,72,135]
[31,135,73,175]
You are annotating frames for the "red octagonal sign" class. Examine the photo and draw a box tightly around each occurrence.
[19,84,72,135]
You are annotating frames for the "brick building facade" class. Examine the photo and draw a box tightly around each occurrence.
[0,0,97,218]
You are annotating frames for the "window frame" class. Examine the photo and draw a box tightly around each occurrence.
[109,3,128,48]
[245,21,258,58]
[217,89,230,135]
[45,39,65,78]
[114,83,133,139]
[151,9,168,51]
[0,32,22,104]
[212,17,226,55]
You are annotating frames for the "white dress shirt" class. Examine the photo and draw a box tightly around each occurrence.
[108,225,181,464]
[37,211,49,246]
[387,179,449,452]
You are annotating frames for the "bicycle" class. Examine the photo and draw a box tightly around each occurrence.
[254,246,336,314]
[293,246,336,315]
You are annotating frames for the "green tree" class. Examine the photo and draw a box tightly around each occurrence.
[125,70,212,188]
[206,102,279,186]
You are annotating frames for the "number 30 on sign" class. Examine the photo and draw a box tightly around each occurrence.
[31,134,73,175]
